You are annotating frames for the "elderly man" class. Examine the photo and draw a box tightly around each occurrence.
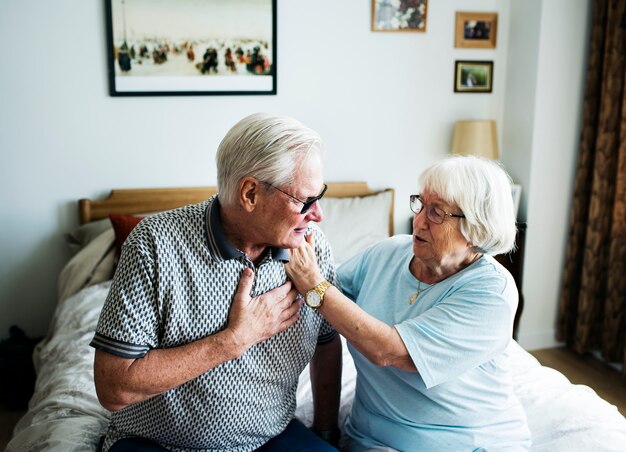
[90,113,342,451]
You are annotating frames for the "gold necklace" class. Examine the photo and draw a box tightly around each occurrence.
[409,281,426,305]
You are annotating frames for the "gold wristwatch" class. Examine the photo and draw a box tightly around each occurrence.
[305,280,332,310]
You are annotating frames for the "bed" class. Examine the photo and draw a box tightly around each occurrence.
[7,183,626,451]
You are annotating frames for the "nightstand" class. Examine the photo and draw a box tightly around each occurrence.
[495,223,527,340]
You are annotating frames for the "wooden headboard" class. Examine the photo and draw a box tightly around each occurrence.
[79,182,395,235]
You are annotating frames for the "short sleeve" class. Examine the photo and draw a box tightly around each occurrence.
[91,228,160,358]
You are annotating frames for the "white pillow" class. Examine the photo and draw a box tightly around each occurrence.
[317,190,393,265]
[58,229,116,304]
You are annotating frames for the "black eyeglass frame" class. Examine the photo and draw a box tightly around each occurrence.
[264,182,328,214]
[410,194,465,224]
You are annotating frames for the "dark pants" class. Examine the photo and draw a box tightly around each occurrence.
[108,419,338,451]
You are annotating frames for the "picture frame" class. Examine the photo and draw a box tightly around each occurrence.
[372,0,428,32]
[454,60,493,93]
[454,12,498,49]
[105,0,277,96]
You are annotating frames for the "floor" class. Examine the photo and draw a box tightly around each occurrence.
[0,408,26,450]
[1,347,624,449]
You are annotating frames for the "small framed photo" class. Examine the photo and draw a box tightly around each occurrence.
[372,0,428,32]
[454,60,493,93]
[105,0,277,96]
[454,12,498,49]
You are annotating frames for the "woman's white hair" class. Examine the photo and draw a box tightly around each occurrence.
[216,113,324,206]
[419,155,517,255]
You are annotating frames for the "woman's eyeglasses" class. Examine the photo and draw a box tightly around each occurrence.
[410,194,465,224]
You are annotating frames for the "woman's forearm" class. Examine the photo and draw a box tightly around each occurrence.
[286,232,417,371]
[318,286,417,372]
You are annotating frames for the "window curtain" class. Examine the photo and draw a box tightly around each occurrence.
[557,0,626,372]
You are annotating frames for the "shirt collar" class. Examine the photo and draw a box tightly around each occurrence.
[205,196,290,263]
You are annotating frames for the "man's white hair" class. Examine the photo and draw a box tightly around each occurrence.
[216,113,324,206]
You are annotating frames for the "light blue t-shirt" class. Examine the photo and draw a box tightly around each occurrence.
[338,234,531,451]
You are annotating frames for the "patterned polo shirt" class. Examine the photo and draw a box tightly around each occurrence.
[90,196,337,452]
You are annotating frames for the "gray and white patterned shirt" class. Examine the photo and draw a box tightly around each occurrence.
[90,196,337,451]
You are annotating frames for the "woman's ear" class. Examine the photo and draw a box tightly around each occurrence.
[239,177,260,212]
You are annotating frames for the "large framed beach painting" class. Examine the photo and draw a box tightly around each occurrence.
[105,0,277,96]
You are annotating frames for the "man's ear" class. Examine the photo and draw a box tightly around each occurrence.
[239,177,261,212]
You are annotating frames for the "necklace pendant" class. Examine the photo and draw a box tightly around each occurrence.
[409,290,423,305]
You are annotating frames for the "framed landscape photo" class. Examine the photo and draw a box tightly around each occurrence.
[454,12,498,49]
[454,60,493,93]
[372,0,428,32]
[105,0,277,96]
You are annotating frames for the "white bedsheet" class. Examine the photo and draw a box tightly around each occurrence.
[8,281,626,451]
[8,283,111,451]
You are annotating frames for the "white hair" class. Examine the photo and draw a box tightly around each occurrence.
[419,155,517,255]
[216,113,324,206]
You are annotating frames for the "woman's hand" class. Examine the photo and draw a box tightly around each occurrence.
[288,234,417,372]
[285,232,325,294]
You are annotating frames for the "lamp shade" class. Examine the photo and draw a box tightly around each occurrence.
[450,120,499,159]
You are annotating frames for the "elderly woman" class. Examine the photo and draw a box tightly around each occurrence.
[286,155,531,451]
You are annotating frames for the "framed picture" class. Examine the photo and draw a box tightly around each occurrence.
[105,0,277,96]
[454,12,498,49]
[372,0,428,32]
[454,60,493,93]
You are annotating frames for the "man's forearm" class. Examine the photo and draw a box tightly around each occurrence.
[309,334,342,431]
[94,328,246,411]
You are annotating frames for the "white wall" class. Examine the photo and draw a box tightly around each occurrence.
[516,0,591,350]
[0,0,590,350]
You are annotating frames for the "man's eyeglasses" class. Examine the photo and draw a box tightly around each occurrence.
[264,182,328,214]
[410,194,465,224]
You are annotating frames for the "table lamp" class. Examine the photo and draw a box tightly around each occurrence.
[450,120,499,159]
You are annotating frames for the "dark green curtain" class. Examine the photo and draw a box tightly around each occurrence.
[557,0,626,372]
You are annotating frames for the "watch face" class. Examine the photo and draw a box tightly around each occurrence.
[306,291,322,308]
